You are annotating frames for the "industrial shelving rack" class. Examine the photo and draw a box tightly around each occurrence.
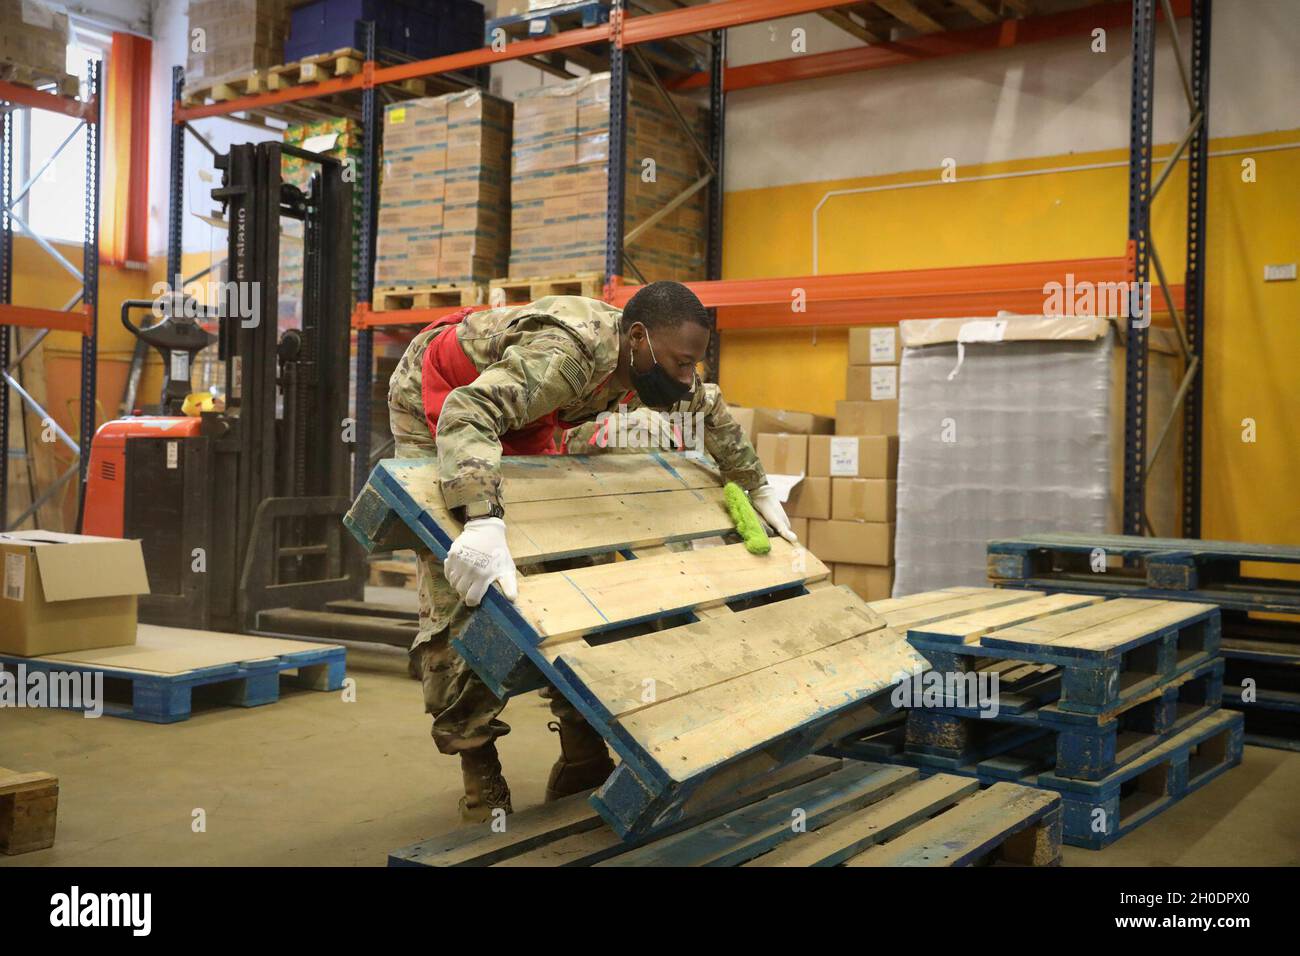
[166,0,1211,538]
[0,63,102,532]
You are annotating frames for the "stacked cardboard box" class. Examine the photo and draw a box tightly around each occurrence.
[0,0,70,78]
[374,90,512,288]
[814,327,902,601]
[281,118,366,307]
[752,408,835,545]
[509,72,708,280]
[186,0,288,83]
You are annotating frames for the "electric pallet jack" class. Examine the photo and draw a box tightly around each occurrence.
[82,141,411,644]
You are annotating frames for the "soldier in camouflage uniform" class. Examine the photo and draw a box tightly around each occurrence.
[387,281,796,823]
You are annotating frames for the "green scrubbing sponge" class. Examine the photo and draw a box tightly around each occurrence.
[724,481,771,555]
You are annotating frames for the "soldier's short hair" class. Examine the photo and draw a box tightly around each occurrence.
[621,281,713,334]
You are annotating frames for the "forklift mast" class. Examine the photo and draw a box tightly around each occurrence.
[203,141,362,630]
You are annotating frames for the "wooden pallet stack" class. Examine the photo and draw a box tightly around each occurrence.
[346,454,1083,860]
[987,533,1300,752]
[831,589,1244,849]
[0,767,58,855]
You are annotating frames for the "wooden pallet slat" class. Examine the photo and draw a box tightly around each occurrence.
[488,272,604,306]
[372,283,487,312]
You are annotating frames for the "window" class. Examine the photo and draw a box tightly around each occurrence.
[13,21,109,246]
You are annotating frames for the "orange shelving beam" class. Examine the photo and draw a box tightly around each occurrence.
[0,304,94,336]
[0,80,97,122]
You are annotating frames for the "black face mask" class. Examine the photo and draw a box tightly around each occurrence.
[631,328,694,409]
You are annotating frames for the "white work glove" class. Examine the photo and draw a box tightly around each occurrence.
[750,483,798,544]
[445,517,519,606]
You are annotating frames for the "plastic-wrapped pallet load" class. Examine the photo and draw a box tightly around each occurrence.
[892,315,1184,596]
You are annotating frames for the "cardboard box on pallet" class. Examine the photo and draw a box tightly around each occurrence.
[846,364,898,402]
[185,0,288,82]
[375,90,512,288]
[808,435,898,478]
[807,520,894,566]
[789,517,809,542]
[831,478,897,523]
[786,477,830,520]
[0,0,71,78]
[832,563,894,602]
[752,408,835,436]
[835,400,899,437]
[755,434,807,476]
[848,326,900,365]
[0,533,150,657]
[508,72,709,280]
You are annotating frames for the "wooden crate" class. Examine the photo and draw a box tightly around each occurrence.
[0,768,58,855]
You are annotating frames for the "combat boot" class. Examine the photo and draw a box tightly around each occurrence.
[545,718,615,801]
[458,743,512,824]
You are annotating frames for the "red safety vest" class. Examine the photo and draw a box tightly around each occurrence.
[420,308,560,455]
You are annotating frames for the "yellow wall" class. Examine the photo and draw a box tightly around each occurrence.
[718,129,1300,547]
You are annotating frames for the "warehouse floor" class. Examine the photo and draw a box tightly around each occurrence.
[2,627,1298,867]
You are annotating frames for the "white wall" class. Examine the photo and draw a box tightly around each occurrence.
[722,0,1300,192]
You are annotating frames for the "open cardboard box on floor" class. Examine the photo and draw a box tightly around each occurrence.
[0,532,149,657]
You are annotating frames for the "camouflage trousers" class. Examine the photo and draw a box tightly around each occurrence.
[392,403,587,755]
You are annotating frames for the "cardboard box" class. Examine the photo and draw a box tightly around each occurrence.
[808,435,898,478]
[831,478,897,523]
[0,532,149,657]
[848,326,900,365]
[728,406,756,445]
[786,477,830,520]
[846,364,899,401]
[833,563,894,602]
[752,408,835,436]
[756,433,808,476]
[808,520,894,566]
[835,400,899,437]
[789,517,809,543]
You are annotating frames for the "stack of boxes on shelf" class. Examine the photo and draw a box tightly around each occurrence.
[280,118,366,308]
[374,90,512,290]
[509,72,708,281]
[186,0,288,83]
[0,0,71,80]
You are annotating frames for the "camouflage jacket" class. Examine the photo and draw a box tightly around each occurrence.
[387,295,766,510]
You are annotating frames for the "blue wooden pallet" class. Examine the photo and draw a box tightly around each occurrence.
[485,0,610,43]
[908,599,1221,716]
[389,758,1063,867]
[834,709,1244,850]
[903,658,1225,781]
[988,533,1300,614]
[0,646,346,724]
[345,457,921,841]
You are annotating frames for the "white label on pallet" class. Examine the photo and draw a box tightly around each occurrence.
[829,437,860,477]
[166,441,179,470]
[870,366,898,401]
[4,553,25,602]
[231,356,243,398]
[869,327,896,363]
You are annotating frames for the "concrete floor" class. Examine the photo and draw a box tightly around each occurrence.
[3,634,1298,867]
